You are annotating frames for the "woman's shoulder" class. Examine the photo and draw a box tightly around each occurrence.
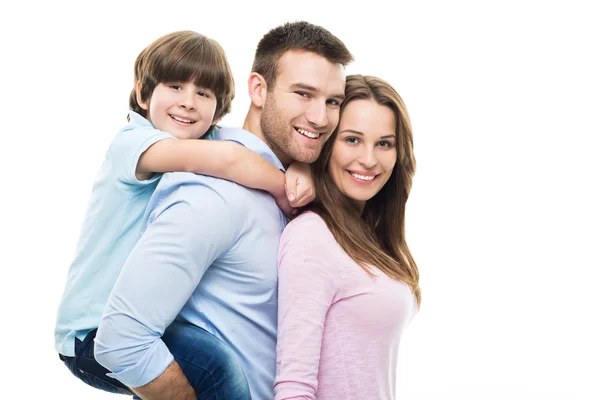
[280,211,337,246]
[284,211,330,235]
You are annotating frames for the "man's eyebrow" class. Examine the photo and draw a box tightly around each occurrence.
[331,93,346,103]
[290,83,318,92]
[290,83,345,102]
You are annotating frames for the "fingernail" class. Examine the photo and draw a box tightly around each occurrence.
[288,193,295,201]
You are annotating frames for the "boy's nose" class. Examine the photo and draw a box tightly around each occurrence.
[179,92,196,110]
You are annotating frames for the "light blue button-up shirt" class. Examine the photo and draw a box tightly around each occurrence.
[95,127,285,399]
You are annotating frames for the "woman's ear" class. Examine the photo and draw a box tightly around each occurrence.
[248,72,267,108]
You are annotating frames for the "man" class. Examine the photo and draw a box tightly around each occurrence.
[95,21,353,400]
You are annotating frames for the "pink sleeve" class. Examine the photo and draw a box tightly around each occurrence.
[274,214,341,400]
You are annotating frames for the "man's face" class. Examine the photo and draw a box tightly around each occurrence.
[260,50,346,166]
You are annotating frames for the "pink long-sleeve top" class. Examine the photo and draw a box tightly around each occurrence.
[274,212,417,400]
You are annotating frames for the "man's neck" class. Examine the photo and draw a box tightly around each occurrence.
[243,109,292,168]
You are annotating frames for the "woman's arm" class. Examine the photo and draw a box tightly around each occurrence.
[274,216,339,400]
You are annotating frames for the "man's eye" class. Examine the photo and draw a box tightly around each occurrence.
[326,99,340,106]
[296,91,310,98]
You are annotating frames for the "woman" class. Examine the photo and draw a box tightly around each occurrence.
[274,75,421,400]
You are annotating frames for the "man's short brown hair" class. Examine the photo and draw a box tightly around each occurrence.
[252,21,353,89]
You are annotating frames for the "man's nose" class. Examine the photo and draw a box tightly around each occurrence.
[305,101,328,128]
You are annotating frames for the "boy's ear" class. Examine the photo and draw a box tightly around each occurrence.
[248,72,267,108]
[136,81,149,110]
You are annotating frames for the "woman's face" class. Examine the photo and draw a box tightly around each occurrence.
[328,99,398,210]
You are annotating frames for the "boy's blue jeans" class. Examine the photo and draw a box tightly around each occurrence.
[59,320,251,399]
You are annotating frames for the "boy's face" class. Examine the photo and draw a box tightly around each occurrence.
[139,82,218,139]
[260,50,346,166]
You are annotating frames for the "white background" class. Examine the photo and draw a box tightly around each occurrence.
[1,0,598,399]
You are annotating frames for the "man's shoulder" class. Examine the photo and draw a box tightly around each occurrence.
[157,171,249,196]
[144,172,251,229]
[152,172,259,215]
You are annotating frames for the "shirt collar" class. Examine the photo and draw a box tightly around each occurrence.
[127,111,154,128]
[214,127,285,172]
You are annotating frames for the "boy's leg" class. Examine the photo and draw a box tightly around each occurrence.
[58,330,135,395]
[162,320,251,400]
[60,321,250,399]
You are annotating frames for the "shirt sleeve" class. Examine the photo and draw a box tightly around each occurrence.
[94,176,238,388]
[108,125,174,190]
[274,214,342,400]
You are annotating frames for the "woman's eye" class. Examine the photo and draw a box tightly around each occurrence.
[345,137,359,144]
[379,141,393,147]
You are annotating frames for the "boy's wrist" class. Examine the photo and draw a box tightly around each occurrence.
[265,170,286,197]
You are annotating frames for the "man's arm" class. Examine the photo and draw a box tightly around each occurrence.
[132,361,194,400]
[95,178,237,399]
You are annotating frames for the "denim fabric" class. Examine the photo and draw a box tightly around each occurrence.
[60,320,251,399]
[163,320,251,400]
[59,329,134,395]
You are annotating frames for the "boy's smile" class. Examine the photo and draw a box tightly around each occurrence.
[139,81,218,139]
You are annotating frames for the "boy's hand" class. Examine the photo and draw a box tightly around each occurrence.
[273,185,296,219]
[285,162,315,208]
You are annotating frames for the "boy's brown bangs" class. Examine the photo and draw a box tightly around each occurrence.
[153,41,230,100]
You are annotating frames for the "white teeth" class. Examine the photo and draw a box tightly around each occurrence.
[171,115,194,124]
[297,128,319,139]
[351,172,375,181]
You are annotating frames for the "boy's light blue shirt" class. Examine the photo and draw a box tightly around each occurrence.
[55,112,175,356]
[95,127,285,399]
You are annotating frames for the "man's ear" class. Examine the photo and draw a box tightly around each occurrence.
[248,72,267,108]
[136,81,149,110]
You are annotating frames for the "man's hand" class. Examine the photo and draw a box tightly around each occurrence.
[285,162,315,208]
[131,361,195,400]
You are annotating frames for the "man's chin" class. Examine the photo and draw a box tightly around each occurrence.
[291,151,320,164]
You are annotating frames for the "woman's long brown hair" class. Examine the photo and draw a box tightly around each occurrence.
[305,74,421,306]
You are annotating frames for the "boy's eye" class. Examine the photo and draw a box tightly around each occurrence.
[169,84,182,90]
[197,91,210,98]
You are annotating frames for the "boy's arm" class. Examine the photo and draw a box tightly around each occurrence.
[137,139,282,193]
[137,138,295,215]
[284,162,315,208]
